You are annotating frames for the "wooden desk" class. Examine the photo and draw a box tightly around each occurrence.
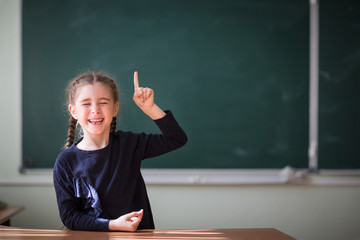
[0,226,296,240]
[0,206,24,226]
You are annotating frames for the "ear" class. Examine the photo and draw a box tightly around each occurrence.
[113,102,119,117]
[69,104,77,120]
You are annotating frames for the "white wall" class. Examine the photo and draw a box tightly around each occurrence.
[1,1,360,240]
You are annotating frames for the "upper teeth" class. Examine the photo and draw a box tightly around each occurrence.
[90,119,102,123]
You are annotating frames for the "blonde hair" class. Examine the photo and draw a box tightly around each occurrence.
[64,72,119,148]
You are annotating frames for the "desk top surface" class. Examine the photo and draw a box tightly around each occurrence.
[0,206,24,224]
[0,226,296,240]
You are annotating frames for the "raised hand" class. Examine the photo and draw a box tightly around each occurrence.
[133,71,154,110]
[132,71,166,120]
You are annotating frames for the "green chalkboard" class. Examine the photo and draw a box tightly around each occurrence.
[22,0,309,169]
[319,0,360,169]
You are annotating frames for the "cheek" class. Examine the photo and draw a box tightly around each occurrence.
[75,108,89,119]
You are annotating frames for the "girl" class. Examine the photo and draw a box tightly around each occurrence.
[53,71,187,232]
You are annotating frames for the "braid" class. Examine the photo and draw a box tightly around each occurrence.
[110,116,117,133]
[65,116,77,148]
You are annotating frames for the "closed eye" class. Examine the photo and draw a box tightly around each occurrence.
[99,98,111,104]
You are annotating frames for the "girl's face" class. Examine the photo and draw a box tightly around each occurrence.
[69,82,119,140]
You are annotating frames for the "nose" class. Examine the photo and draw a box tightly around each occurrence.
[91,104,100,114]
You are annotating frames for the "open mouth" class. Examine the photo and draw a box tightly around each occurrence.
[88,119,104,125]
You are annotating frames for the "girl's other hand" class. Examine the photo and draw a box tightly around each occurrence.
[109,209,143,232]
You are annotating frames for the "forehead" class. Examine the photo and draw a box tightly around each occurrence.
[74,82,113,101]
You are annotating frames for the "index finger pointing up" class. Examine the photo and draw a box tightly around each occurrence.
[134,71,139,90]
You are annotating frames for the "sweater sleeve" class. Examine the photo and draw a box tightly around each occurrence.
[53,163,110,231]
[137,110,188,159]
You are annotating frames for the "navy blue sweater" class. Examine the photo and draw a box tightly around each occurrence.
[53,111,187,231]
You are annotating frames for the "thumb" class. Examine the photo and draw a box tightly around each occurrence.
[133,88,145,104]
[128,209,143,221]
